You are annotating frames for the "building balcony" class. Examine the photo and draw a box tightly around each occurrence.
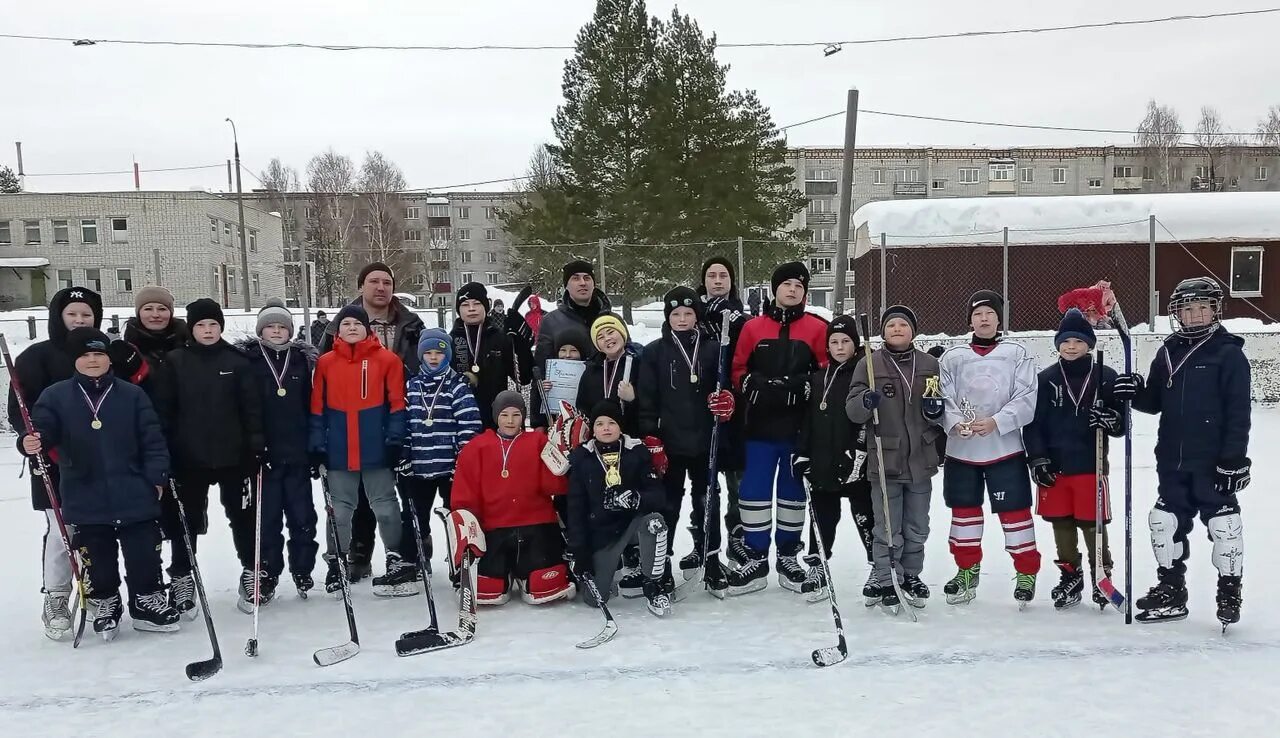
[893,182,927,198]
[806,212,837,225]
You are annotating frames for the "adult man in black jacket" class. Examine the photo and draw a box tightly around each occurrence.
[532,260,611,426]
[450,282,533,430]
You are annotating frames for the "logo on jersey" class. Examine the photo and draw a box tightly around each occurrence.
[881,381,896,398]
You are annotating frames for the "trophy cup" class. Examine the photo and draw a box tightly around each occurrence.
[957,398,978,438]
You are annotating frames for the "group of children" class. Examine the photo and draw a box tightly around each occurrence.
[12,262,1252,642]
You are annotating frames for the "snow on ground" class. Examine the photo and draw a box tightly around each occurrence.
[2,409,1278,737]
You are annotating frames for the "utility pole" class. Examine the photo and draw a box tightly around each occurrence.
[14,142,24,191]
[226,118,251,310]
[832,88,859,316]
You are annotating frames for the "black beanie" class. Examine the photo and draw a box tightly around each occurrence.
[185,298,225,329]
[698,256,737,297]
[590,399,624,428]
[771,261,810,295]
[553,324,592,358]
[456,282,490,314]
[662,286,703,323]
[880,304,919,335]
[562,259,595,286]
[1055,308,1097,349]
[66,327,111,359]
[358,262,395,288]
[968,290,1004,323]
[335,303,372,331]
[826,314,861,352]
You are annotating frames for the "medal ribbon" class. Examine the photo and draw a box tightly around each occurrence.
[1058,358,1094,416]
[260,344,292,395]
[818,362,846,409]
[886,350,916,406]
[1162,331,1216,388]
[670,331,701,381]
[465,324,483,370]
[78,382,114,426]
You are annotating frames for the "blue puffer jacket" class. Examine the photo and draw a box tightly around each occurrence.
[238,337,316,466]
[1132,327,1250,472]
[403,367,482,479]
[28,372,169,526]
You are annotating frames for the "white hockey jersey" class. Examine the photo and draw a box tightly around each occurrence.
[938,340,1038,464]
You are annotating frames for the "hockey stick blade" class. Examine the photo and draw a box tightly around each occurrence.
[312,640,360,667]
[575,619,619,649]
[1096,576,1127,612]
[185,656,223,682]
[812,639,847,668]
[396,627,474,656]
[671,568,703,602]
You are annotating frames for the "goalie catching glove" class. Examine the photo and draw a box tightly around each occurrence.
[541,400,590,476]
[444,508,487,570]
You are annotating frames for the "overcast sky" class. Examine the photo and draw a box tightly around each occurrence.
[4,0,1277,194]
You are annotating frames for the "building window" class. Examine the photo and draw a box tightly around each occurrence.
[404,229,423,242]
[1087,178,1103,189]
[248,229,257,253]
[1230,246,1263,297]
[931,179,946,191]
[252,272,260,296]
[1194,165,1209,179]
[1256,166,1270,182]
[894,169,919,183]
[485,271,499,283]
[53,220,70,244]
[1019,167,1034,184]
[429,227,450,242]
[483,206,498,219]
[227,266,237,294]
[809,257,832,274]
[431,248,449,261]
[805,166,837,181]
[405,206,421,220]
[873,169,885,186]
[810,228,833,243]
[1052,167,1068,184]
[0,221,9,244]
[1113,166,1134,179]
[959,168,980,184]
[116,268,133,292]
[486,252,498,264]
[25,220,41,244]
[456,206,470,220]
[305,206,318,220]
[85,268,101,292]
[111,218,128,241]
[224,222,232,240]
[807,199,834,214]
[210,217,219,242]
[57,269,73,290]
[456,228,471,241]
[461,271,474,283]
[484,228,498,241]
[461,251,473,263]
[427,204,449,218]
[80,219,99,244]
[1142,166,1154,181]
[988,164,1013,182]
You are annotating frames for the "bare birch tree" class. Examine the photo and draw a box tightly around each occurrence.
[306,149,357,304]
[1135,99,1182,192]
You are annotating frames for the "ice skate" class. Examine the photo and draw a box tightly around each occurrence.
[168,573,198,621]
[293,572,314,599]
[129,591,180,633]
[801,554,829,603]
[644,578,673,617]
[776,544,806,593]
[943,564,981,605]
[42,591,73,640]
[372,553,420,597]
[1051,561,1084,610]
[726,553,768,596]
[1135,570,1189,624]
[89,593,122,642]
[1014,572,1037,610]
[1216,575,1242,632]
[901,574,930,609]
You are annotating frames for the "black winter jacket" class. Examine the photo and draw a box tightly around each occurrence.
[450,318,533,429]
[237,337,316,466]
[637,329,724,457]
[1131,328,1250,472]
[122,317,189,403]
[1023,356,1125,476]
[576,348,642,437]
[565,437,665,559]
[797,354,865,490]
[154,339,264,474]
[28,372,168,526]
[698,295,747,471]
[533,289,612,368]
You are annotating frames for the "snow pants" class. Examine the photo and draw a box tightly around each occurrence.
[324,468,400,562]
[808,480,875,563]
[163,468,255,576]
[664,452,721,554]
[585,512,670,606]
[869,479,933,585]
[260,463,318,579]
[1150,469,1242,579]
[739,440,805,555]
[397,474,452,561]
[78,519,164,598]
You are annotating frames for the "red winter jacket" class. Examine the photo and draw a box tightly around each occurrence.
[310,334,407,471]
[451,429,567,531]
[731,302,829,442]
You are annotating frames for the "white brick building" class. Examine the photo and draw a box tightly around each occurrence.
[0,191,287,309]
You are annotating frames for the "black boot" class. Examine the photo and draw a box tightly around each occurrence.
[324,556,345,595]
[1216,575,1242,628]
[1135,567,1188,623]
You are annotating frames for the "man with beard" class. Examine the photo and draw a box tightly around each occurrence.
[531,260,611,427]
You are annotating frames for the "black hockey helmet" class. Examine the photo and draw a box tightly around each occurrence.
[1168,276,1223,337]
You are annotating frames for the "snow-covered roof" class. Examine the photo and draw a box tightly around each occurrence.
[852,192,1280,256]
[0,257,50,269]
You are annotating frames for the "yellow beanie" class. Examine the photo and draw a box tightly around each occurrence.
[590,314,629,346]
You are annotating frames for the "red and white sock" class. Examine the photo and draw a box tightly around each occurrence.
[948,506,984,569]
[999,508,1041,574]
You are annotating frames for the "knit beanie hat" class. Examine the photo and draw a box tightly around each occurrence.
[455,282,490,314]
[492,390,527,423]
[562,259,595,286]
[553,324,592,358]
[134,285,174,313]
[185,298,225,329]
[51,286,104,325]
[66,327,111,359]
[826,314,861,352]
[335,303,371,332]
[358,262,395,288]
[698,256,737,297]
[881,304,919,335]
[968,290,1005,323]
[1055,308,1097,349]
[590,313,629,345]
[255,297,294,337]
[417,327,453,370]
[662,286,703,323]
[770,261,811,295]
[590,399,624,428]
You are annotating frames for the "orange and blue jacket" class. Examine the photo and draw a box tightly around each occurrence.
[310,334,406,471]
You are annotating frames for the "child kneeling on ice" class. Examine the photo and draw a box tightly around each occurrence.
[566,400,672,616]
[451,391,573,605]
[22,328,179,639]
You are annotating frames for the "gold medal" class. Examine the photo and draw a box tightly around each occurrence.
[425,419,433,427]
[471,364,480,374]
[690,373,699,384]
[91,419,102,430]
[819,401,827,411]
[603,452,622,487]
[277,387,287,397]
[501,469,510,479]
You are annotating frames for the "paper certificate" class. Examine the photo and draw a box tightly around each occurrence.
[545,358,586,415]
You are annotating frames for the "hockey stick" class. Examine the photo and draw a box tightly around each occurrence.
[674,309,733,601]
[0,334,90,646]
[575,569,619,649]
[1109,302,1135,622]
[855,315,917,622]
[313,470,360,667]
[245,467,264,657]
[167,480,223,681]
[803,479,847,667]
[396,506,477,655]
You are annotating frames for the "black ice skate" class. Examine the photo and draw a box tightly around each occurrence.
[901,574,930,609]
[801,554,829,603]
[129,591,180,633]
[324,556,345,596]
[1135,569,1189,624]
[237,570,278,614]
[644,578,672,617]
[862,572,880,607]
[727,526,751,568]
[1051,561,1084,610]
[776,544,807,593]
[1090,565,1113,609]
[372,553,420,598]
[726,553,769,596]
[293,572,314,599]
[618,545,644,598]
[679,551,702,580]
[89,593,122,641]
[42,591,72,640]
[1014,573,1037,609]
[236,568,256,613]
[347,554,371,583]
[169,573,198,620]
[1216,575,1242,631]
[703,553,728,597]
[943,564,981,605]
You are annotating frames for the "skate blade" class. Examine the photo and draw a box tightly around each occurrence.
[618,588,645,599]
[680,566,701,582]
[1018,601,1029,611]
[903,597,927,610]
[803,587,830,604]
[178,605,199,622]
[647,604,672,618]
[878,602,902,617]
[726,579,767,597]
[373,584,421,598]
[864,596,881,608]
[1135,608,1188,624]
[297,589,310,600]
[132,620,180,633]
[706,585,727,600]
[777,575,805,593]
[945,591,977,606]
[236,598,253,615]
[99,627,119,642]
[44,625,71,641]
[1053,597,1082,611]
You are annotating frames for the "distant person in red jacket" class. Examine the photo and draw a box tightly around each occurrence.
[451,390,573,605]
[310,304,413,598]
[727,262,829,596]
[525,294,546,341]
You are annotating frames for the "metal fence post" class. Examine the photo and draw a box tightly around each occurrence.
[1002,226,1011,330]
[736,236,745,300]
[1149,215,1158,326]
[435,305,446,330]
[597,238,607,294]
[879,232,888,323]
[27,315,36,340]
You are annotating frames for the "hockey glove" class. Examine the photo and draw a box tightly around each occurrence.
[308,451,326,479]
[107,340,148,385]
[791,454,811,480]
[1111,373,1145,401]
[444,508,487,571]
[643,436,669,478]
[540,438,570,476]
[603,485,641,512]
[1215,458,1251,495]
[1028,457,1057,488]
[707,389,735,421]
[1088,405,1123,435]
[862,390,883,411]
[503,308,534,345]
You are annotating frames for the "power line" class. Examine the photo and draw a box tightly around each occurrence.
[782,107,1271,137]
[2,8,1275,53]
[24,163,225,177]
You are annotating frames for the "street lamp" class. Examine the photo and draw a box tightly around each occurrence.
[226,117,251,310]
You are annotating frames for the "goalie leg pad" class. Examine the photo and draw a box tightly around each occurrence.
[477,575,511,605]
[520,564,575,604]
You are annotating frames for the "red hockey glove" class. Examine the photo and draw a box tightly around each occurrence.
[643,435,669,478]
[707,389,735,421]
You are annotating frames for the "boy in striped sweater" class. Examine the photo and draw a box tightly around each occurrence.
[400,328,482,567]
